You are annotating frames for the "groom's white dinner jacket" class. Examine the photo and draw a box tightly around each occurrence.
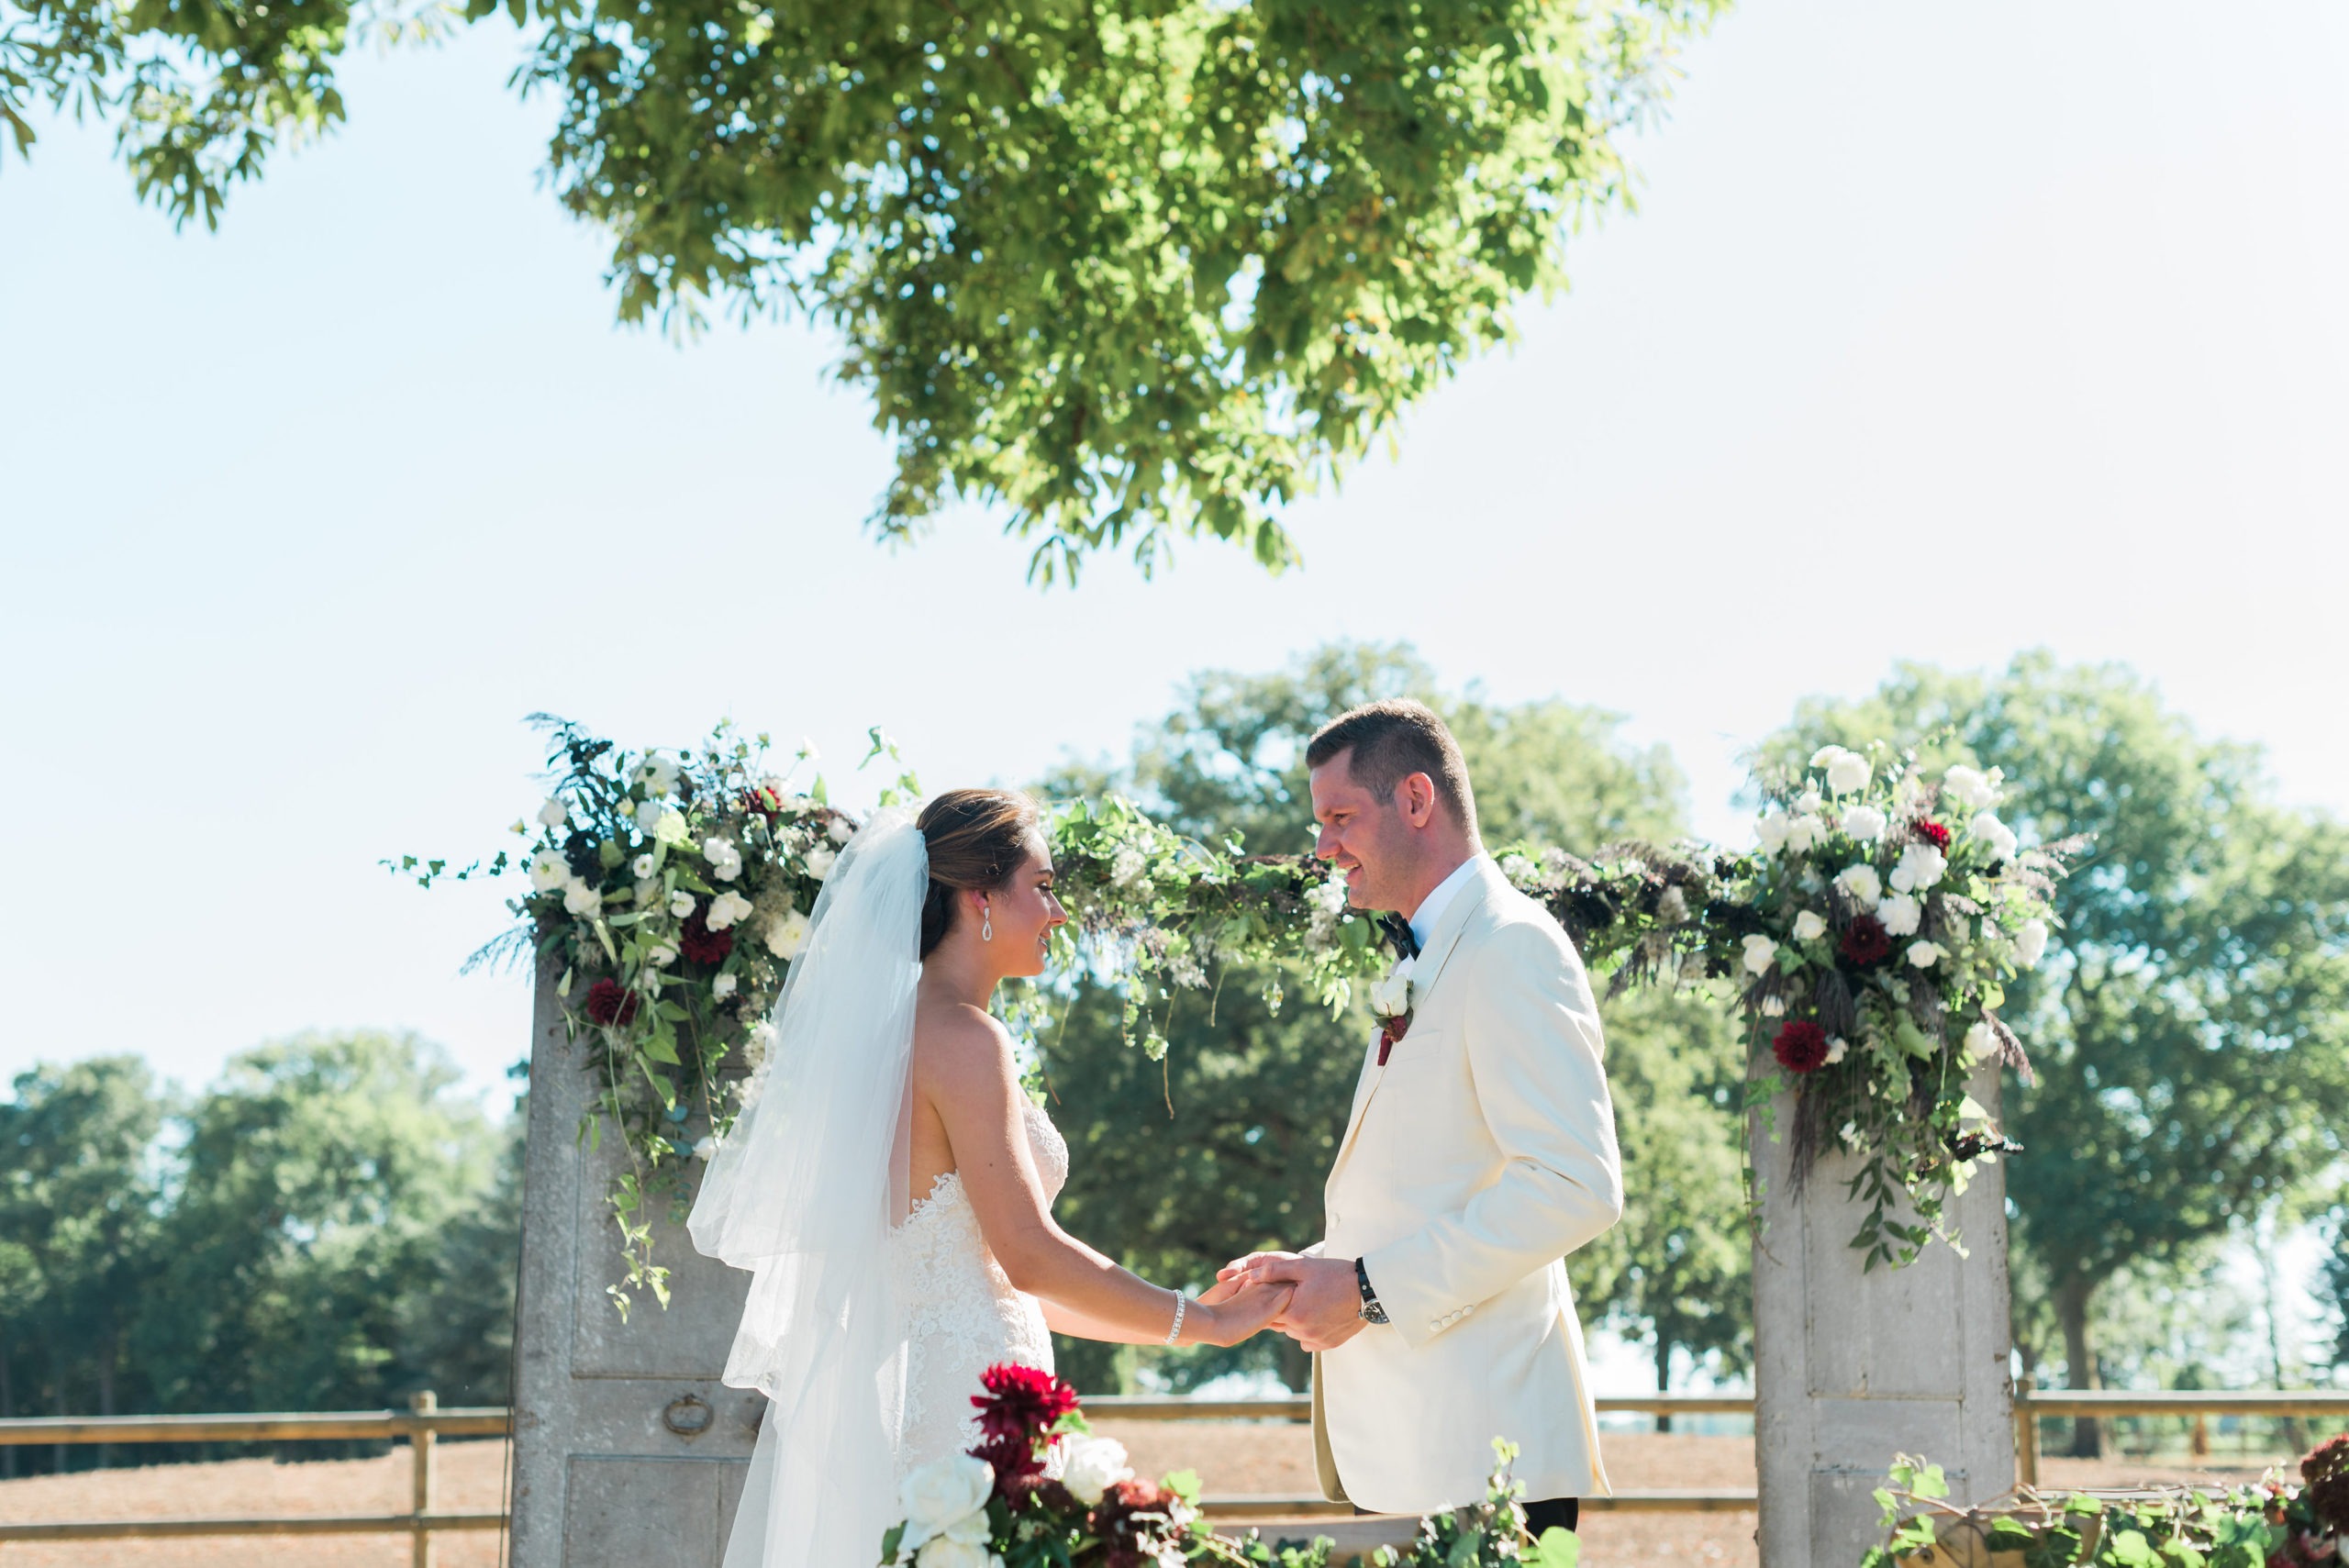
[1311,855,1624,1516]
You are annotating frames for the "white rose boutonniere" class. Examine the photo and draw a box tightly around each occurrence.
[1368,955,1415,1019]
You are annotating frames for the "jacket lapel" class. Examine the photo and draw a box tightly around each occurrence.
[1328,861,1503,1180]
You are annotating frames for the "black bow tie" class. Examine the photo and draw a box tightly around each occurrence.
[1380,911,1420,960]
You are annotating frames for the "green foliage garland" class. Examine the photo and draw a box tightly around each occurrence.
[397,719,2071,1314]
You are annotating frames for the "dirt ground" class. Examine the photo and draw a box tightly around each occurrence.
[0,1427,2315,1568]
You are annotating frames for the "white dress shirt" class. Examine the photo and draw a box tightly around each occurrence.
[1408,853,1488,951]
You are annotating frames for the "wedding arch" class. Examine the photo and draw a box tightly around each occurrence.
[398,715,2073,1317]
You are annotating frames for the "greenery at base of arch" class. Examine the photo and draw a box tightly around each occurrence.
[392,718,2073,1317]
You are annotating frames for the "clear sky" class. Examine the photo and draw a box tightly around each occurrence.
[4,0,2345,1366]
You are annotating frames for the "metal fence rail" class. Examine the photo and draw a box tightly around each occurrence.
[6,1388,2344,1549]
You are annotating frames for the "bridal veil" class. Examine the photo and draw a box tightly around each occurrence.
[687,808,928,1568]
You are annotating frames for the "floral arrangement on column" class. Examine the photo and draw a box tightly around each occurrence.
[884,1365,1579,1568]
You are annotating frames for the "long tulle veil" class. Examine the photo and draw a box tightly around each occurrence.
[688,807,928,1568]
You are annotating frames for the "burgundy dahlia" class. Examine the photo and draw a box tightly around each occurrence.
[1091,1477,1176,1568]
[584,979,640,1027]
[1911,818,1952,850]
[1840,914,1893,967]
[971,1362,1078,1443]
[678,906,734,966]
[2303,1433,2349,1534]
[1772,1019,1831,1073]
[970,1431,1044,1486]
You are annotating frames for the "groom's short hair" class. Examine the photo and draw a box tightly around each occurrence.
[1306,700,1478,836]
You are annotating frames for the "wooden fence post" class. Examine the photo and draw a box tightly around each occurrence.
[2015,1378,2039,1487]
[410,1390,437,1568]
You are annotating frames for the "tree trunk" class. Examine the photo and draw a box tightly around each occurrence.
[1277,1335,1311,1396]
[2054,1274,2102,1459]
[1,1344,15,1479]
[1654,1337,1673,1435]
[96,1326,116,1470]
[50,1345,67,1476]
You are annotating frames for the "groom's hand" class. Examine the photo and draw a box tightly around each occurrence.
[1224,1254,1366,1352]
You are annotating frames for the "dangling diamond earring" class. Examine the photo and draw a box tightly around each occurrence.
[981,904,994,942]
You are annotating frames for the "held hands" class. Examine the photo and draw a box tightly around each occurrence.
[1187,1273,1295,1348]
[1219,1251,1369,1352]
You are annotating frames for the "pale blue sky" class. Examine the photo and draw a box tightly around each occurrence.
[3,0,2344,1245]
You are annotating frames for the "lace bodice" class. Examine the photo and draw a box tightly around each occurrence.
[887,1099,1069,1474]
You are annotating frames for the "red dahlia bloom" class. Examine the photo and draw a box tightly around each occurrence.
[1841,914,1893,966]
[971,1362,1077,1443]
[678,906,733,966]
[1911,818,1952,850]
[1772,1019,1831,1073]
[584,979,640,1027]
[970,1432,1044,1486]
[2304,1433,2349,1533]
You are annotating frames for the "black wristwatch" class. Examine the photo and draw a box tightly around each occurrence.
[1354,1257,1389,1325]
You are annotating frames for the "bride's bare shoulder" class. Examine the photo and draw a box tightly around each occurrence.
[912,996,1016,1082]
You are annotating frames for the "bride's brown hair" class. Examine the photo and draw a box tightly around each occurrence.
[916,789,1043,959]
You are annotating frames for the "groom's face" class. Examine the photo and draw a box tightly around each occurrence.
[1308,752,1425,913]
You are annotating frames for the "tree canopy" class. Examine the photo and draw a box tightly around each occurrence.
[2,0,1721,579]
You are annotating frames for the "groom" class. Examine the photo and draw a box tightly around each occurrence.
[1223,700,1624,1534]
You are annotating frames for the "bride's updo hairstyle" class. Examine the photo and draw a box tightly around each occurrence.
[916,789,1043,959]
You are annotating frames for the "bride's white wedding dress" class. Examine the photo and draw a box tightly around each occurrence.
[888,1099,1068,1472]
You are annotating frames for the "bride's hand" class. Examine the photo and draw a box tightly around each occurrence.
[1192,1279,1295,1347]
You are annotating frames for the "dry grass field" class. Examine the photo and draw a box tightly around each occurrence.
[0,1425,2308,1568]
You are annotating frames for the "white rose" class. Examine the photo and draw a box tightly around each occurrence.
[1962,1018,1998,1066]
[804,846,837,881]
[1888,842,1947,895]
[1943,763,2003,812]
[1824,1036,1849,1064]
[1876,893,1921,937]
[764,909,812,960]
[2013,917,2050,969]
[829,817,855,845]
[1792,910,1827,942]
[640,803,689,846]
[704,837,745,881]
[1110,845,1148,887]
[1741,933,1779,976]
[1307,878,1350,915]
[669,890,696,917]
[707,890,755,930]
[562,879,604,917]
[1907,940,1946,970]
[529,850,572,893]
[642,941,678,968]
[536,797,570,829]
[1783,814,1825,854]
[915,1540,996,1568]
[692,1135,718,1162]
[897,1454,995,1551]
[633,852,657,878]
[1810,745,1871,796]
[1833,863,1883,906]
[634,754,682,797]
[710,972,739,1000]
[1368,956,1416,1018]
[1841,805,1887,843]
[1059,1435,1134,1506]
[1971,812,2018,865]
[1755,811,1791,855]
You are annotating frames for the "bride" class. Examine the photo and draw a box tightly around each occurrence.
[689,789,1292,1568]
